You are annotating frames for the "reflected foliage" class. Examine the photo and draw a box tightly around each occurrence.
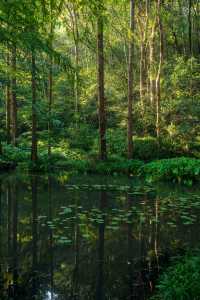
[0,173,200,299]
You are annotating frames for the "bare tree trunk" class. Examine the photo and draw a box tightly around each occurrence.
[6,49,11,144]
[73,5,80,127]
[155,0,164,141]
[11,44,17,146]
[74,41,79,126]
[48,52,53,157]
[31,50,37,163]
[48,7,53,157]
[140,42,145,106]
[188,0,192,55]
[97,3,107,161]
[140,0,149,109]
[149,24,156,106]
[127,0,135,160]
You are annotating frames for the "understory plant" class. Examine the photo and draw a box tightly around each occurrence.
[152,252,200,300]
[142,157,200,185]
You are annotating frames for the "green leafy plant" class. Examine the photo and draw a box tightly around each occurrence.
[142,157,200,185]
[152,252,200,300]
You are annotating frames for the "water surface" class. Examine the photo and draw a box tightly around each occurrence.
[0,171,200,300]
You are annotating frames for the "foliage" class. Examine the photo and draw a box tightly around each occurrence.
[90,158,144,175]
[152,252,200,300]
[142,157,200,185]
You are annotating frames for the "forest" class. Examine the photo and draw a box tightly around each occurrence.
[0,0,200,299]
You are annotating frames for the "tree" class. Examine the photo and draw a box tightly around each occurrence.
[155,0,164,141]
[6,47,11,144]
[127,0,135,159]
[97,1,107,160]
[11,44,17,146]
[31,48,37,163]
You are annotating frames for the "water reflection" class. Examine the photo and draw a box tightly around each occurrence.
[0,173,199,299]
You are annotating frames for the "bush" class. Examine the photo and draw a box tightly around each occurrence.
[2,143,29,163]
[67,125,96,152]
[134,136,159,161]
[152,252,200,300]
[106,129,127,157]
[91,159,144,175]
[142,157,200,185]
[106,131,183,161]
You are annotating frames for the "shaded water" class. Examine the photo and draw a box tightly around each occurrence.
[0,171,200,300]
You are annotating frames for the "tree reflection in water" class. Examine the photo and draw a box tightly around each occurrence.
[0,173,199,299]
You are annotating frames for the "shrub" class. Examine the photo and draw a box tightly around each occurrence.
[67,125,96,152]
[152,252,200,300]
[91,159,144,175]
[142,157,200,185]
[106,129,127,157]
[134,136,159,161]
[2,143,29,163]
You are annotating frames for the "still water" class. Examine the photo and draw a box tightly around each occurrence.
[0,171,200,300]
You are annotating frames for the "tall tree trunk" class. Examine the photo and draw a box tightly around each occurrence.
[74,40,79,126]
[73,5,80,127]
[139,0,149,123]
[127,0,135,159]
[6,49,11,144]
[139,0,149,104]
[155,0,164,141]
[66,3,80,127]
[140,42,145,107]
[97,3,107,160]
[48,12,53,157]
[48,54,53,157]
[31,50,37,163]
[11,44,17,146]
[149,24,156,106]
[188,0,192,55]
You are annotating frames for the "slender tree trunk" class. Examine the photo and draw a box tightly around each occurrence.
[127,0,135,159]
[31,50,37,163]
[97,4,107,160]
[6,49,11,144]
[73,5,80,127]
[156,0,164,141]
[188,0,192,55]
[48,19,53,157]
[140,42,145,107]
[48,54,53,157]
[140,0,149,109]
[74,39,79,126]
[11,44,17,146]
[149,25,156,106]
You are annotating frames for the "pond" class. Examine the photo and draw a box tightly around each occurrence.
[0,171,200,300]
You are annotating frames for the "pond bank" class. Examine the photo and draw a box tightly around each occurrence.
[1,155,200,185]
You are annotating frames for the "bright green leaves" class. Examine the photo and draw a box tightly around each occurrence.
[143,157,200,185]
